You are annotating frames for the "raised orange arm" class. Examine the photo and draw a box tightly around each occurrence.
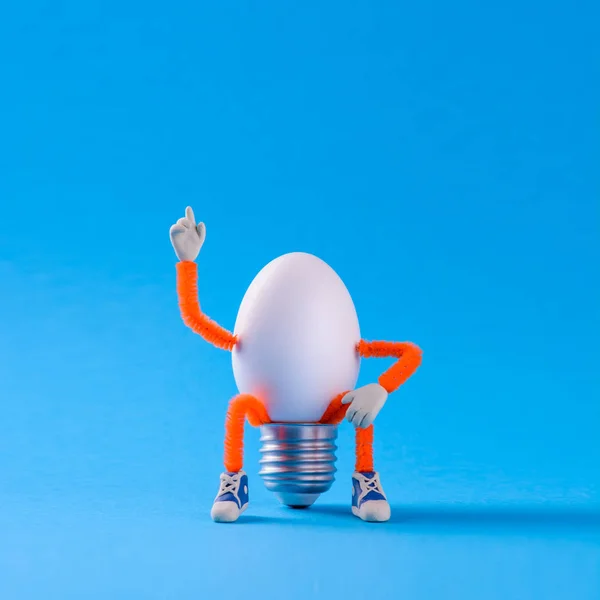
[176,261,237,351]
[357,339,422,393]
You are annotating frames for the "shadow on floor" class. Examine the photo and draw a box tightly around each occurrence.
[307,503,600,531]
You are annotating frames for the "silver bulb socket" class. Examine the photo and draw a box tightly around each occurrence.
[258,423,338,508]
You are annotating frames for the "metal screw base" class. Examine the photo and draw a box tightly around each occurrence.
[259,423,338,508]
[275,493,320,508]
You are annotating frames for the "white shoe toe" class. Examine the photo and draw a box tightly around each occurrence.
[211,501,241,523]
[358,500,391,522]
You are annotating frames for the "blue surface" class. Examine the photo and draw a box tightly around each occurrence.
[0,1,599,599]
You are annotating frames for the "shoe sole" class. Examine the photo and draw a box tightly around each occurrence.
[212,502,249,524]
[352,505,391,523]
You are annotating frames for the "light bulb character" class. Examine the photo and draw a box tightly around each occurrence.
[170,207,422,523]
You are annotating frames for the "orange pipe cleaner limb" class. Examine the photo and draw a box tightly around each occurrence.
[176,261,238,351]
[224,394,271,473]
[319,391,350,425]
[320,394,375,472]
[357,340,423,394]
[355,425,374,472]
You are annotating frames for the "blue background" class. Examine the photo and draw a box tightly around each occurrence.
[1,1,599,598]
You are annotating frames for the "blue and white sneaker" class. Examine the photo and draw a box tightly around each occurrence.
[210,471,249,523]
[351,471,391,522]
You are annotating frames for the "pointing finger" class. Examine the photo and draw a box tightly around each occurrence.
[185,206,196,225]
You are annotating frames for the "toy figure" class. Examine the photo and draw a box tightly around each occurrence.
[170,207,422,523]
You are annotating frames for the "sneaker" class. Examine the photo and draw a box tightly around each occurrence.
[351,471,391,522]
[210,471,249,523]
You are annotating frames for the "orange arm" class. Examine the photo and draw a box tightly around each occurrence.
[176,261,237,351]
[357,339,422,393]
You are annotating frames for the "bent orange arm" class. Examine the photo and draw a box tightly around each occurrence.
[357,339,423,393]
[176,260,237,351]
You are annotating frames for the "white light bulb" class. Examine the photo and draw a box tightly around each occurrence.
[232,252,361,422]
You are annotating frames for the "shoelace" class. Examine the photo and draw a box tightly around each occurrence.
[365,478,382,494]
[217,474,239,497]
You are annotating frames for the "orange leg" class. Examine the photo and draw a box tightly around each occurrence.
[355,425,374,473]
[319,393,375,473]
[224,394,271,473]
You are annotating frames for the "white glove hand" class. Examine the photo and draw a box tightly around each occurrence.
[169,206,206,262]
[342,383,388,429]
